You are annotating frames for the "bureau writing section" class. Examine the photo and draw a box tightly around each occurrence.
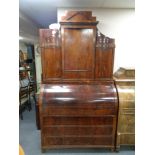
[39,81,118,151]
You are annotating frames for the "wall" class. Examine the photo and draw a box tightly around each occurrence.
[34,44,42,89]
[19,41,27,52]
[19,10,39,42]
[19,11,41,89]
[58,8,135,71]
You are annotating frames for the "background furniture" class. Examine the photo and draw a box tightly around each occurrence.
[19,67,31,119]
[19,66,36,119]
[113,67,135,151]
[35,89,41,129]
[19,84,29,120]
[39,11,118,152]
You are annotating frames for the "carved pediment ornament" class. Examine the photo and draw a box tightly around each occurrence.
[96,30,115,49]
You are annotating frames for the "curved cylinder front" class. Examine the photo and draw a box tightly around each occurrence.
[39,81,118,150]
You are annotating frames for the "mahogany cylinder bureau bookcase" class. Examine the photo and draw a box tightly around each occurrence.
[38,11,119,152]
[113,67,135,151]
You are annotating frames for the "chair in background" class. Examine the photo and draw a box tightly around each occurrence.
[27,68,37,107]
[19,67,31,119]
[19,84,29,120]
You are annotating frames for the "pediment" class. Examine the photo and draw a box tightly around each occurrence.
[60,11,96,22]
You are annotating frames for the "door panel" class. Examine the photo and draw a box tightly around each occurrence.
[62,28,95,79]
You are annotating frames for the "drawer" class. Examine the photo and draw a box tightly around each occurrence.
[117,86,135,109]
[42,125,113,136]
[42,136,113,146]
[118,91,134,101]
[120,108,135,115]
[42,116,114,126]
[118,114,135,133]
[42,107,116,116]
[120,133,135,145]
[119,100,135,109]
[42,102,116,109]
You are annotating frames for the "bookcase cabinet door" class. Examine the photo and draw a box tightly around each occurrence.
[61,27,96,79]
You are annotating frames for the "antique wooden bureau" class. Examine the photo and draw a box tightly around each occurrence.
[38,11,118,152]
[113,67,135,151]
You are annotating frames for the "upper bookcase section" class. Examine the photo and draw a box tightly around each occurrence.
[39,10,115,83]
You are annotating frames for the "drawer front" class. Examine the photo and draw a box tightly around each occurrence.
[42,116,114,126]
[119,100,135,109]
[42,103,116,109]
[118,113,135,133]
[120,134,135,145]
[42,136,113,146]
[42,126,113,136]
[117,86,135,109]
[42,107,116,116]
[41,116,116,148]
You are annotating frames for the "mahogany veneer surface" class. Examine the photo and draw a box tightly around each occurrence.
[39,82,118,150]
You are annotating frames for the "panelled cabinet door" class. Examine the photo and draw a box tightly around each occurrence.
[61,27,95,79]
[95,48,114,78]
[60,11,98,80]
[39,29,62,82]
